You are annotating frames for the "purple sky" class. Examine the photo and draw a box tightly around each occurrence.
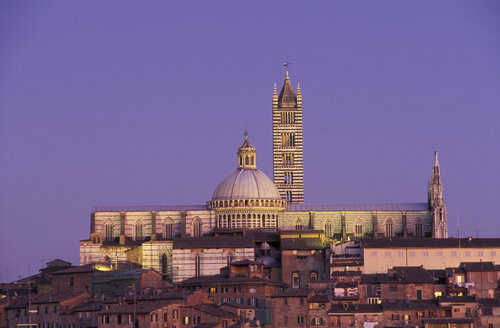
[1,1,499,282]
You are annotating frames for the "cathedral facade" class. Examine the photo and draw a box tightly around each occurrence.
[80,72,448,281]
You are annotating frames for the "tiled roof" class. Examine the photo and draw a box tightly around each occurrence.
[281,238,326,250]
[330,271,362,277]
[477,298,500,307]
[271,288,309,298]
[124,289,186,302]
[459,261,496,272]
[328,303,382,314]
[308,293,329,303]
[178,275,286,287]
[92,205,207,212]
[361,238,500,248]
[288,203,429,212]
[30,293,84,304]
[173,236,254,249]
[383,300,440,310]
[438,296,477,304]
[360,273,395,284]
[192,304,237,318]
[392,267,435,283]
[70,300,102,313]
[100,303,165,314]
[422,318,475,323]
[51,264,98,275]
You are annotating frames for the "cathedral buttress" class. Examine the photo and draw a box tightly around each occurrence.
[272,71,304,204]
[429,151,448,238]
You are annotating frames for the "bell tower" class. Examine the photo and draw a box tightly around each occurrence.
[272,71,304,204]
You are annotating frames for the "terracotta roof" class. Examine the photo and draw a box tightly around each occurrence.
[308,293,329,303]
[281,238,326,250]
[100,302,165,314]
[173,236,254,249]
[330,271,362,277]
[271,288,309,298]
[328,303,382,314]
[70,300,102,313]
[362,238,500,248]
[392,266,435,284]
[124,289,186,302]
[422,318,475,323]
[438,296,477,304]
[192,304,237,318]
[31,292,84,304]
[51,263,98,275]
[383,300,440,310]
[178,275,286,287]
[459,261,496,272]
[477,298,500,307]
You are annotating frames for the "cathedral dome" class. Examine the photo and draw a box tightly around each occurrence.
[212,168,281,201]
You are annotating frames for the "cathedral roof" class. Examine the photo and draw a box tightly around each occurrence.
[212,168,281,201]
[278,71,296,104]
[287,203,429,212]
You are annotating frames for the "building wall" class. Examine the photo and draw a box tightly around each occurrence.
[271,296,308,328]
[363,247,500,274]
[281,249,327,289]
[172,248,254,283]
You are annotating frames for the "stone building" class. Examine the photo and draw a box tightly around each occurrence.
[80,71,449,282]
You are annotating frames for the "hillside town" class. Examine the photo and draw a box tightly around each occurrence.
[2,235,500,328]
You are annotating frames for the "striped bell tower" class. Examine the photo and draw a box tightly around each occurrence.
[272,71,304,204]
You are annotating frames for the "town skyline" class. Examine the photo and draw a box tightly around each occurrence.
[1,1,500,281]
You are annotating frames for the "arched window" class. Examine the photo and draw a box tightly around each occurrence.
[325,221,333,237]
[295,219,303,230]
[415,219,423,238]
[105,221,113,242]
[161,254,169,274]
[163,218,174,240]
[310,272,318,281]
[354,219,363,237]
[385,218,394,237]
[192,218,202,237]
[135,221,143,241]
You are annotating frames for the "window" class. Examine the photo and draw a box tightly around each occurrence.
[409,251,415,257]
[437,251,443,256]
[284,172,293,184]
[292,272,300,289]
[483,307,493,315]
[164,312,168,322]
[281,133,296,147]
[354,220,363,237]
[53,305,57,313]
[415,220,423,237]
[248,298,258,307]
[151,313,158,322]
[385,251,391,257]
[183,316,190,325]
[161,254,170,274]
[423,251,429,257]
[491,251,496,256]
[313,317,323,325]
[478,251,484,256]
[135,221,143,241]
[385,218,394,237]
[466,251,471,257]
[283,153,294,165]
[172,309,178,319]
[295,219,303,230]
[286,191,293,202]
[195,255,201,277]
[193,316,201,324]
[192,218,202,237]
[310,271,318,281]
[297,315,304,324]
[398,251,404,257]
[163,218,174,239]
[69,277,74,287]
[371,251,377,257]
[105,221,113,242]
[451,251,457,257]
[416,289,422,300]
[324,221,333,237]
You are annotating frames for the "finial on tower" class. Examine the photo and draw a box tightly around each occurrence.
[434,151,439,166]
[237,131,256,169]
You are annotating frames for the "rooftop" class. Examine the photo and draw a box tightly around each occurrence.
[361,237,500,248]
[288,203,429,212]
[173,236,254,249]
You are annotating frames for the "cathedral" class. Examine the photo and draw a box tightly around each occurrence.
[80,72,448,282]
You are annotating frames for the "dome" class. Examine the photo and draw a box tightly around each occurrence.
[212,168,281,201]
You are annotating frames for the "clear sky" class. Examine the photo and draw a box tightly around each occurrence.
[1,1,499,281]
